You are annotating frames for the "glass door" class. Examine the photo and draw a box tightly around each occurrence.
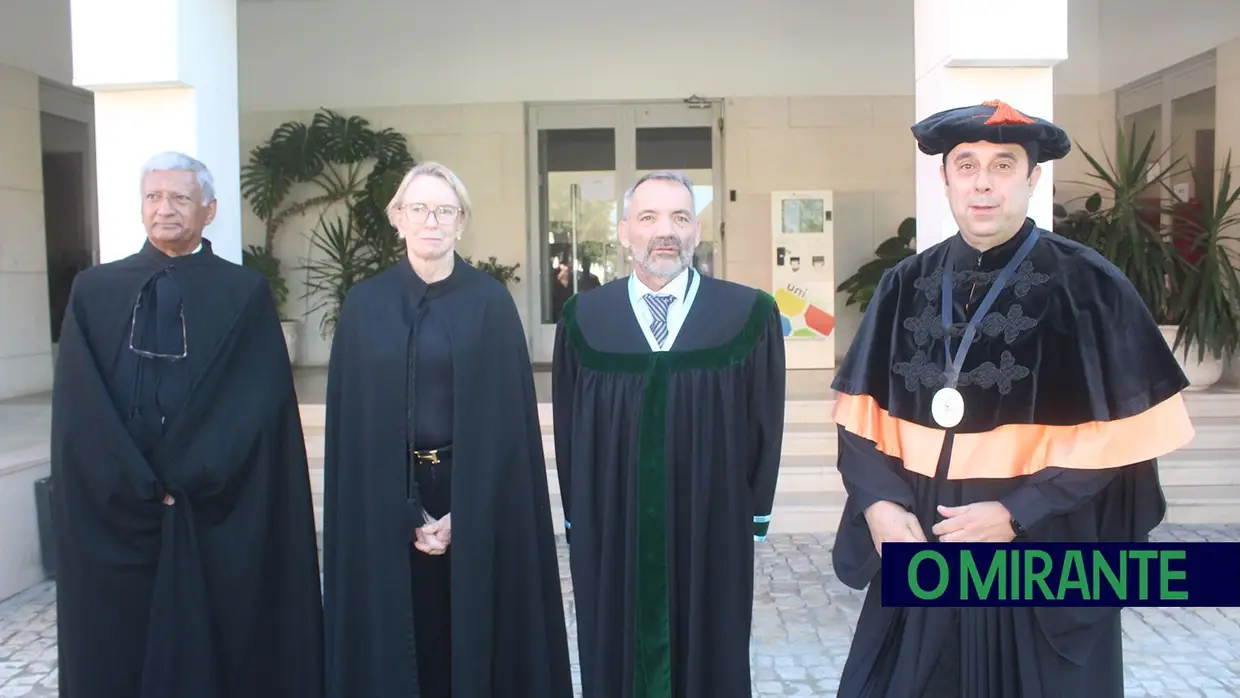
[527,102,723,362]
[536,129,623,325]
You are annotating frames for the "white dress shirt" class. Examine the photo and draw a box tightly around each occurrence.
[627,267,700,352]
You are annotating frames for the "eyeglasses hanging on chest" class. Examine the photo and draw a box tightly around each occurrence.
[128,269,188,361]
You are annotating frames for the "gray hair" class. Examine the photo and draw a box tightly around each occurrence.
[622,170,696,218]
[141,151,216,204]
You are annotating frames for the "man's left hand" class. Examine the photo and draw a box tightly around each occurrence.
[932,502,1016,543]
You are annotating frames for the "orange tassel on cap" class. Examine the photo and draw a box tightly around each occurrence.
[982,99,1034,125]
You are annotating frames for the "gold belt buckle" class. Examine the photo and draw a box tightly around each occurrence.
[416,449,440,465]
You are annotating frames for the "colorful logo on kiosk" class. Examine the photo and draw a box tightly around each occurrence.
[775,286,834,338]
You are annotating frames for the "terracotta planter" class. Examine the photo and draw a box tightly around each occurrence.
[1159,325,1223,391]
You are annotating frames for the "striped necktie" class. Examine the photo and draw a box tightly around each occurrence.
[643,293,675,347]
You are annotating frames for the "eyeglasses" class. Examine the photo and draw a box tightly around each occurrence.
[128,291,188,361]
[399,203,462,224]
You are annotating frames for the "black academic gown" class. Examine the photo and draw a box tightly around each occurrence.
[50,239,324,698]
[552,274,786,698]
[322,254,574,698]
[830,220,1194,698]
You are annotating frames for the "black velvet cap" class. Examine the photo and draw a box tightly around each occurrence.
[911,100,1071,163]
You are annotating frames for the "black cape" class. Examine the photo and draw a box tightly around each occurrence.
[552,274,786,698]
[321,255,573,698]
[830,220,1194,698]
[50,240,324,698]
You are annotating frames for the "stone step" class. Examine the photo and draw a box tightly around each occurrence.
[304,449,1240,493]
[309,490,846,537]
[297,403,838,432]
[537,487,1240,531]
[305,450,1240,532]
[302,416,1240,461]
[296,389,1240,431]
[311,485,1240,534]
[1160,486,1240,524]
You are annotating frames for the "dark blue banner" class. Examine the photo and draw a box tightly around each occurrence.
[880,542,1240,607]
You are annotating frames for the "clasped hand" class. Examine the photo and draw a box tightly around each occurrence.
[931,502,1015,543]
[415,513,452,555]
[863,501,925,557]
[865,500,1017,555]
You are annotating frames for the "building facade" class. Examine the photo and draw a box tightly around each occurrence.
[1,0,1239,391]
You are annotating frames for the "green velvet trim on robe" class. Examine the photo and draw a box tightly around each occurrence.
[560,289,776,698]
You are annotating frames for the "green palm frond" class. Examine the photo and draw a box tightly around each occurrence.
[1061,123,1187,323]
[1164,153,1240,362]
[1060,123,1240,364]
[313,109,376,165]
[241,108,417,336]
[837,217,916,311]
[302,211,374,335]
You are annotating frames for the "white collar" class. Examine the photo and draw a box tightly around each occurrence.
[631,266,691,301]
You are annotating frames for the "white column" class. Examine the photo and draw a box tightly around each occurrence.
[70,0,241,264]
[914,0,1068,250]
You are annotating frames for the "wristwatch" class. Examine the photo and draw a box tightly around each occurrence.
[1010,517,1026,538]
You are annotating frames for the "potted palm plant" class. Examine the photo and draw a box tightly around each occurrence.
[1066,126,1182,319]
[1163,153,1240,388]
[836,217,917,311]
[241,108,415,339]
[1061,125,1240,390]
[1057,124,1224,388]
[242,244,298,362]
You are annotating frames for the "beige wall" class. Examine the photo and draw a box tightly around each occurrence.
[1055,92,1119,206]
[722,94,1114,358]
[239,93,1114,366]
[722,96,914,356]
[0,62,52,399]
[1216,40,1240,185]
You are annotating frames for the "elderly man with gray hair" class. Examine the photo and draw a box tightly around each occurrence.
[50,151,325,698]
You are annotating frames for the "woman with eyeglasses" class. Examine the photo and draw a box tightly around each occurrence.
[321,162,573,698]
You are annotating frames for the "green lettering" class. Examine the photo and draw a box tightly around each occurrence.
[962,550,1004,601]
[1159,550,1188,601]
[1009,545,1018,600]
[909,550,949,600]
[1129,550,1158,600]
[1023,550,1054,600]
[1057,550,1090,601]
[1092,549,1126,600]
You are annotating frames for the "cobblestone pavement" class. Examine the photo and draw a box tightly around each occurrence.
[2,525,1238,697]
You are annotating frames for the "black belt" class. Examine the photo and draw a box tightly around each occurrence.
[411,445,452,464]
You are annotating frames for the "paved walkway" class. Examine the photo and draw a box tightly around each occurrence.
[2,525,1238,697]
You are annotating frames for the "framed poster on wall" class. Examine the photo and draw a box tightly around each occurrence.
[770,190,835,369]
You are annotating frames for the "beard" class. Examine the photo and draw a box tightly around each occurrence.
[632,235,694,279]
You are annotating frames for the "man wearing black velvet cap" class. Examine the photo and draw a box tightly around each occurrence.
[828,100,1195,697]
[50,152,324,698]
